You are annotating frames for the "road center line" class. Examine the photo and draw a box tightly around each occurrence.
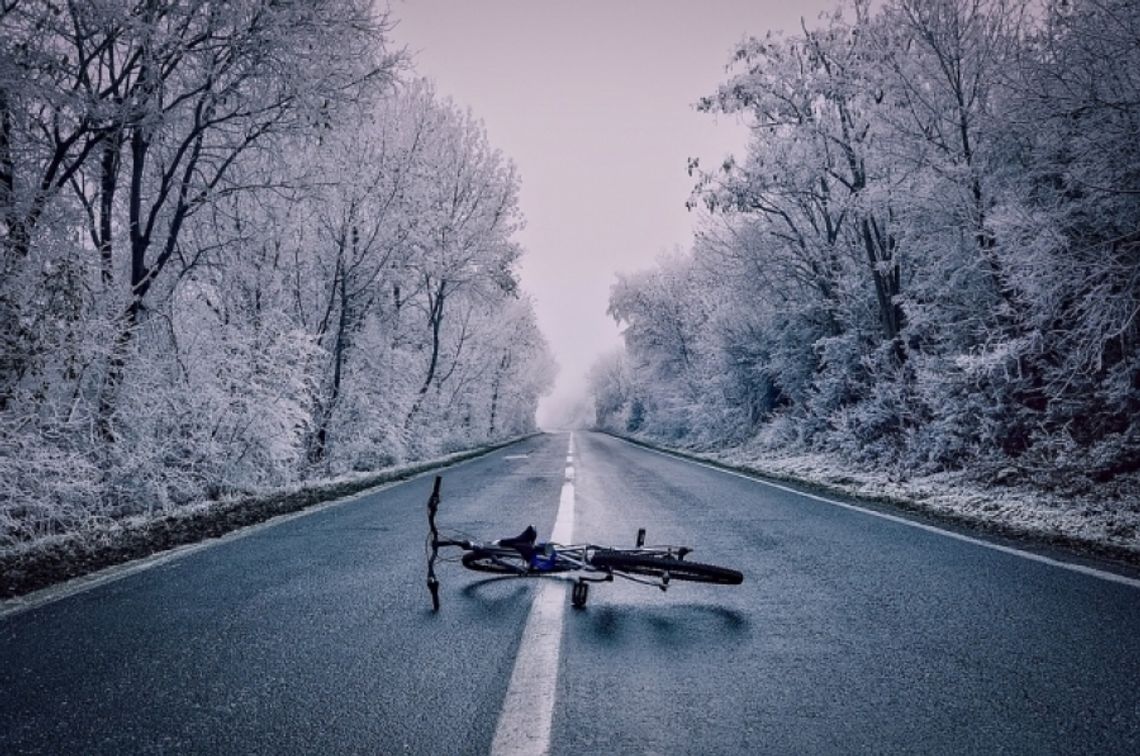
[618,435,1140,590]
[491,433,575,756]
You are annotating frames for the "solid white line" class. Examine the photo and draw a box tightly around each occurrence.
[491,434,575,756]
[616,436,1140,591]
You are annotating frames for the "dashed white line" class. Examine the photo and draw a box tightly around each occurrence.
[491,433,575,756]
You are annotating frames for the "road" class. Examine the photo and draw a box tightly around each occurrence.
[2,431,1139,754]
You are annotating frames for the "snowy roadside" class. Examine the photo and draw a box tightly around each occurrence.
[607,432,1140,566]
[0,435,537,599]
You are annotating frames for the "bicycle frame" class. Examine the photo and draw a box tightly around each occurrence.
[467,541,692,582]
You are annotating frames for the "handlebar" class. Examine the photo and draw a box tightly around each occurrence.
[426,475,442,611]
[426,475,474,610]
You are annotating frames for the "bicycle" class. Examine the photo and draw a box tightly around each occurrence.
[424,475,743,610]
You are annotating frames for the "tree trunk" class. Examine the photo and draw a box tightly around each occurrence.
[310,263,351,464]
[98,133,123,286]
[0,88,19,412]
[860,216,905,358]
[404,278,447,430]
[487,353,509,437]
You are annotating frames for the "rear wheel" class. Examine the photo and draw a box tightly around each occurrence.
[461,547,575,575]
[590,551,743,584]
[462,548,530,574]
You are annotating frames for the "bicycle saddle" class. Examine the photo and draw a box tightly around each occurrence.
[498,525,538,550]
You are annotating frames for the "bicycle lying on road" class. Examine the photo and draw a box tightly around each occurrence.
[425,476,743,610]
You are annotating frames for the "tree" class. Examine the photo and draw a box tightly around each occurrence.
[696,9,907,355]
[1,4,556,544]
[399,95,524,433]
[601,0,1138,483]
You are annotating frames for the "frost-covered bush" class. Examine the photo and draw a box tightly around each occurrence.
[0,420,105,546]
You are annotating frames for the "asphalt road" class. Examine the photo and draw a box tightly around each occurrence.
[2,431,1139,754]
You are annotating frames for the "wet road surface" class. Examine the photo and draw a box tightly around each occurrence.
[3,431,1139,754]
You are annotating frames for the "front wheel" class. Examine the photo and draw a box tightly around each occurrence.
[590,551,743,584]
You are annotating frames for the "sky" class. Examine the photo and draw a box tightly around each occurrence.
[389,0,838,427]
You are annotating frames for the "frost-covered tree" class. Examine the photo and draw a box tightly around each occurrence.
[587,348,641,432]
[990,0,1140,477]
[593,0,1139,486]
[0,4,555,547]
[398,99,525,439]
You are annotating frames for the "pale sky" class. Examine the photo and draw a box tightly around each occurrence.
[389,0,838,426]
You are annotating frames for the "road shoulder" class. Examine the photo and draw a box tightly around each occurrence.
[1,434,541,602]
[601,430,1140,577]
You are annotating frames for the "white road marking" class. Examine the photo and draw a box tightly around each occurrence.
[491,433,575,756]
[618,436,1140,590]
[505,454,530,460]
